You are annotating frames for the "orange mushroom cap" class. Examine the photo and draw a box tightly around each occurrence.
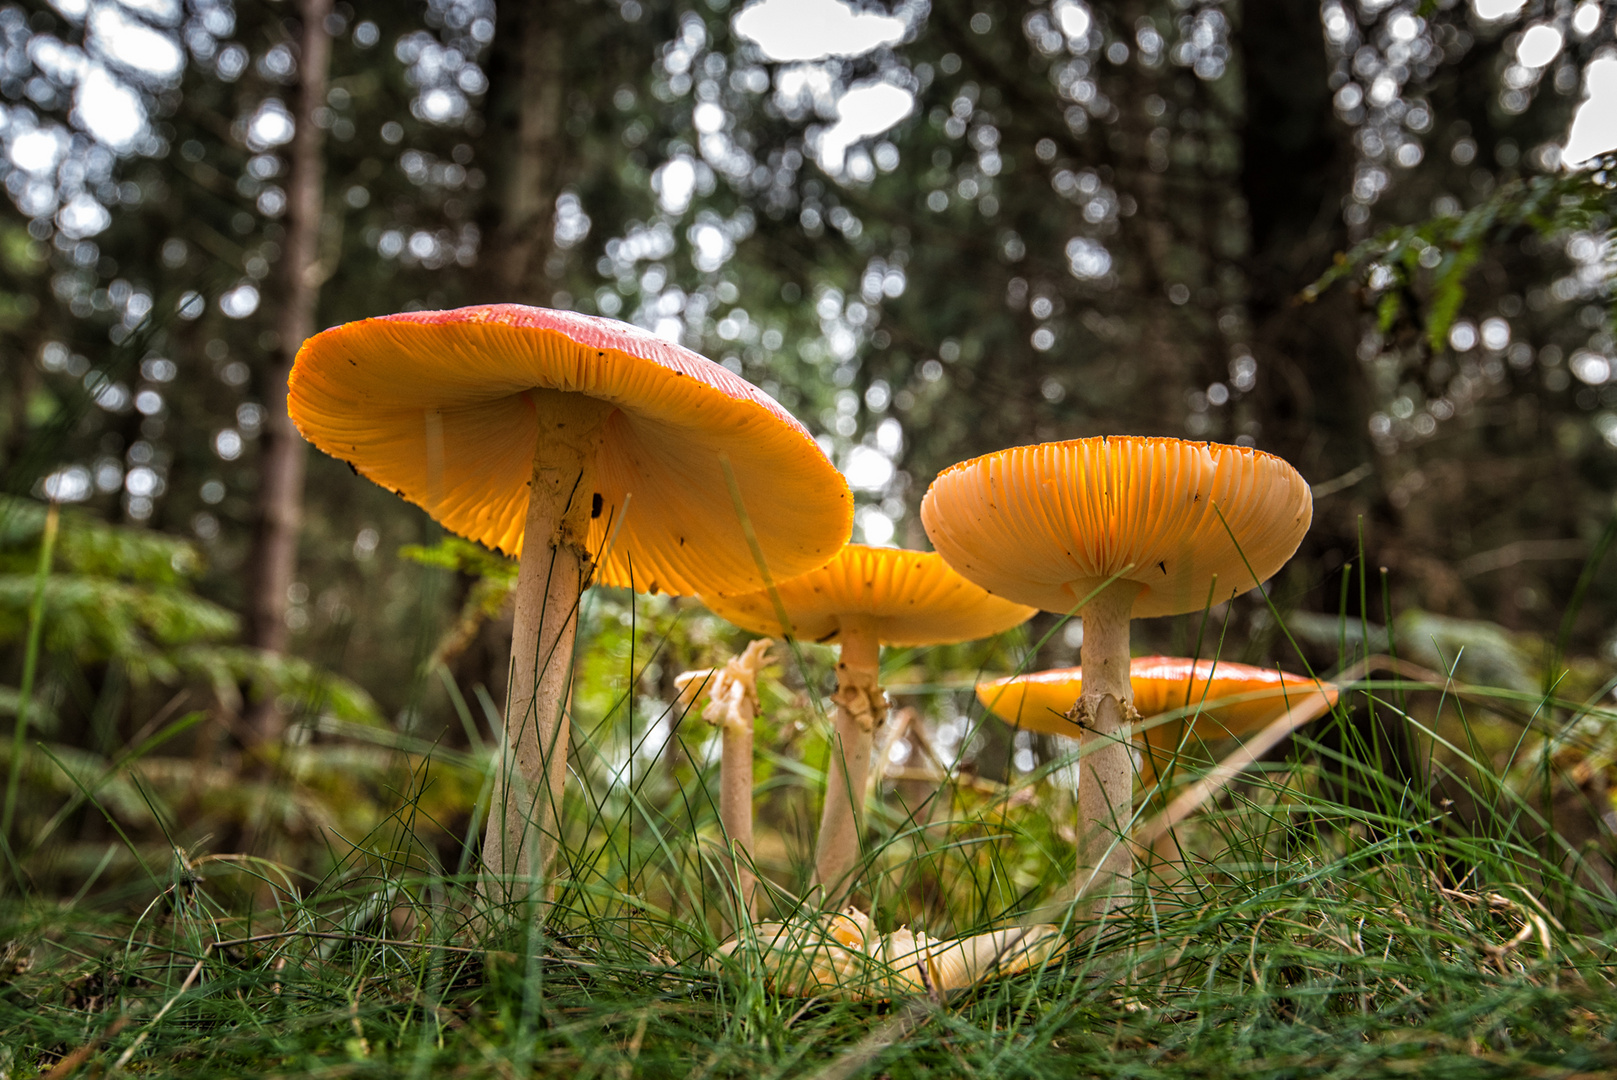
[701,544,1036,647]
[920,436,1312,618]
[289,305,852,596]
[976,656,1339,742]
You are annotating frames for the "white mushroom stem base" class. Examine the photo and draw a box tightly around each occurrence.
[813,615,886,903]
[1069,580,1142,918]
[481,390,610,911]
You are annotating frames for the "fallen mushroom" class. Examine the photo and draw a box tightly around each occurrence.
[922,436,1312,915]
[702,544,1035,903]
[675,637,773,919]
[289,305,852,910]
[712,907,1063,1000]
[977,657,1339,866]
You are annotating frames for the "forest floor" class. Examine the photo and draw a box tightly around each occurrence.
[6,729,1617,1080]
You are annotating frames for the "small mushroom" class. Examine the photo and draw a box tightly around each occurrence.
[923,436,1312,914]
[978,657,1340,787]
[289,305,851,909]
[675,637,773,919]
[702,544,1035,903]
[977,656,1339,865]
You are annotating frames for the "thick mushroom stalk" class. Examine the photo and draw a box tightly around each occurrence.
[1067,580,1142,916]
[676,637,773,919]
[482,390,611,907]
[814,614,886,902]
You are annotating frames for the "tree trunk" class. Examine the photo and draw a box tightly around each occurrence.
[245,0,332,740]
[475,0,567,302]
[1238,0,1366,486]
[443,1,572,720]
[1238,0,1426,802]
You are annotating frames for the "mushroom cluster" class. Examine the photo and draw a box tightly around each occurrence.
[294,303,1326,982]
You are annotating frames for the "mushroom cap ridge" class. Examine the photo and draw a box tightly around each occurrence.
[920,435,1312,618]
[702,544,1036,647]
[976,656,1340,741]
[289,304,852,597]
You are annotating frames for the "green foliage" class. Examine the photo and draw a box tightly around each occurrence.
[0,498,388,867]
[0,727,484,879]
[0,498,381,723]
[172,646,383,729]
[0,577,236,679]
[398,536,517,588]
[0,499,378,728]
[0,497,234,682]
[1309,156,1617,349]
[400,536,518,671]
[0,496,200,586]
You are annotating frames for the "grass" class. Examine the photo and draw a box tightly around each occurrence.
[5,581,1617,1079]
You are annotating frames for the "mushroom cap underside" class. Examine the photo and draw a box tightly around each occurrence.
[920,436,1312,618]
[976,656,1339,742]
[701,544,1036,647]
[289,304,852,597]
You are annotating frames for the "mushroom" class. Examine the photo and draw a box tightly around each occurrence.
[702,544,1036,903]
[714,907,1063,1000]
[977,656,1339,863]
[289,305,852,907]
[978,656,1340,789]
[922,436,1311,914]
[674,637,773,919]
[869,922,1062,998]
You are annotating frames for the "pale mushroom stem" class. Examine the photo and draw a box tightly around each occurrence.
[721,709,756,915]
[1072,580,1142,918]
[481,390,609,912]
[699,638,771,920]
[676,660,760,921]
[813,615,885,903]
